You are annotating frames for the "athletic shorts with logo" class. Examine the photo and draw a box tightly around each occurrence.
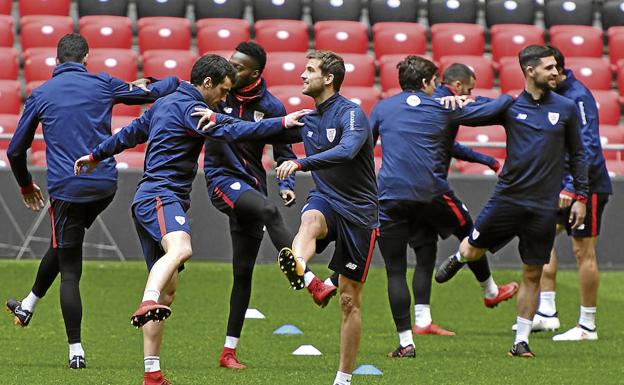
[469,196,557,265]
[302,195,378,283]
[132,197,190,271]
[48,195,114,248]
[557,192,609,237]
[209,177,264,239]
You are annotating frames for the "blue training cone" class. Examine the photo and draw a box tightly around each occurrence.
[273,324,303,335]
[353,365,383,375]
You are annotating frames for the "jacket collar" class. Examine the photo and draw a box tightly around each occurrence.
[178,81,206,103]
[519,88,552,105]
[317,92,340,114]
[52,62,87,77]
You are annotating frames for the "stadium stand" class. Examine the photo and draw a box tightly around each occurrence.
[593,91,622,126]
[544,0,594,28]
[87,48,138,81]
[23,47,57,83]
[456,125,507,158]
[0,113,19,150]
[485,0,536,27]
[137,17,191,53]
[20,16,74,51]
[77,0,129,17]
[269,85,316,113]
[490,24,544,66]
[430,23,485,60]
[0,0,10,15]
[112,104,141,118]
[195,0,246,20]
[565,57,612,91]
[439,56,494,89]
[427,0,478,25]
[601,0,624,30]
[79,16,132,49]
[498,56,526,94]
[0,47,18,80]
[197,18,250,54]
[549,26,604,58]
[252,0,303,20]
[141,50,198,80]
[19,0,70,16]
[608,27,624,70]
[0,14,13,47]
[310,0,362,23]
[368,0,419,25]
[599,124,624,160]
[340,86,380,116]
[372,22,427,60]
[255,19,309,52]
[314,21,369,54]
[341,53,376,87]
[135,0,187,18]
[263,52,308,86]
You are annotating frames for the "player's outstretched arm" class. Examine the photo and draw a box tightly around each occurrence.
[111,76,179,105]
[451,95,513,126]
[451,142,500,172]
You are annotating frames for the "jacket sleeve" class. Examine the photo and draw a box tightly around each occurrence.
[297,108,369,171]
[192,109,286,142]
[272,142,297,191]
[562,96,598,194]
[91,108,152,161]
[7,95,40,188]
[451,141,496,166]
[369,103,381,145]
[451,95,513,126]
[564,106,589,201]
[111,76,179,105]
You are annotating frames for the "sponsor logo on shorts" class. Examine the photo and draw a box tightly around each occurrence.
[462,203,468,212]
[301,203,309,213]
[307,130,313,137]
[577,224,586,230]
[224,107,233,114]
[175,216,186,225]
[548,112,560,125]
[471,228,480,240]
[230,182,241,191]
[346,262,358,270]
[326,128,337,142]
[254,110,265,122]
[516,113,527,120]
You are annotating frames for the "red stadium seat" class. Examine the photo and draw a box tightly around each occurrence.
[439,56,494,89]
[196,18,250,55]
[490,25,544,66]
[549,26,603,58]
[472,88,501,99]
[313,21,368,54]
[112,115,146,152]
[255,19,308,52]
[0,47,19,80]
[0,149,9,168]
[79,16,132,49]
[25,80,46,96]
[379,58,401,92]
[618,63,624,100]
[341,54,375,87]
[340,86,381,116]
[372,22,427,60]
[457,160,501,175]
[269,85,315,113]
[0,0,11,15]
[608,28,624,71]
[498,57,525,94]
[0,113,19,150]
[599,124,624,160]
[142,50,198,81]
[0,81,22,115]
[20,16,74,51]
[456,125,506,158]
[114,152,146,169]
[592,90,622,126]
[564,58,612,91]
[19,0,70,16]
[606,160,624,175]
[0,14,13,47]
[23,47,57,83]
[263,52,307,87]
[88,49,138,81]
[430,23,485,61]
[112,104,141,117]
[30,150,46,167]
[137,17,191,54]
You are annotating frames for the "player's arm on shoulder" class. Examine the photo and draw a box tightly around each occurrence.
[451,94,512,126]
[111,75,179,105]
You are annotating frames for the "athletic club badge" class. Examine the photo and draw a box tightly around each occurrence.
[175,216,186,225]
[254,110,265,122]
[548,112,560,125]
[326,128,337,142]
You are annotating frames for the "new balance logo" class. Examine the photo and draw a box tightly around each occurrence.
[345,263,358,270]
[516,113,527,120]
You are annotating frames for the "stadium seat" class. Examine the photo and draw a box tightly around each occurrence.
[23,48,57,83]
[79,16,132,49]
[0,114,19,150]
[138,17,191,53]
[599,124,624,160]
[564,57,612,91]
[0,14,13,47]
[112,104,141,117]
[310,0,362,23]
[378,53,435,91]
[485,0,536,27]
[255,20,309,52]
[427,0,478,25]
[114,152,146,169]
[195,0,245,20]
[383,87,402,97]
[618,63,624,100]
[252,0,303,20]
[135,0,186,18]
[457,161,501,175]
[20,16,74,51]
[430,24,485,60]
[314,21,369,54]
[142,50,197,81]
[112,115,146,152]
[340,86,380,116]
[263,52,308,87]
[608,27,624,70]
[88,48,138,81]
[498,57,525,94]
[601,1,624,30]
[78,0,129,17]
[25,80,47,96]
[456,125,506,158]
[606,159,624,175]
[0,81,21,115]
[544,0,594,28]
[340,54,375,87]
[490,25,544,65]
[372,22,427,60]
[593,90,622,125]
[197,18,250,54]
[0,0,10,15]
[30,150,47,166]
[549,26,603,58]
[472,88,501,98]
[368,0,419,25]
[269,85,316,113]
[439,56,494,89]
[0,47,18,80]
[19,0,70,16]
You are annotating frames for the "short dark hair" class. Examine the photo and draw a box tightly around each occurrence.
[235,41,267,72]
[518,45,554,75]
[443,63,476,84]
[190,54,237,86]
[397,55,438,91]
[306,50,345,91]
[548,45,565,71]
[57,33,89,64]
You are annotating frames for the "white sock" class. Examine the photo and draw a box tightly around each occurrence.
[333,371,352,385]
[453,251,465,263]
[21,291,40,312]
[304,271,315,287]
[142,289,160,303]
[480,276,499,299]
[514,317,532,345]
[537,291,557,316]
[579,306,596,330]
[324,277,336,288]
[69,343,84,359]
[144,356,160,373]
[414,304,432,328]
[224,336,238,349]
[398,329,414,347]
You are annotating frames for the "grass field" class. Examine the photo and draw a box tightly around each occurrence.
[0,260,622,385]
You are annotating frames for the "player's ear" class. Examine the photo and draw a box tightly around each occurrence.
[202,77,213,89]
[324,73,334,87]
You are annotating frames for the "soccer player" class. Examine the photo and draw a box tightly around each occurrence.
[435,45,589,357]
[5,33,179,369]
[74,54,308,385]
[203,42,298,369]
[275,51,378,385]
[370,56,516,357]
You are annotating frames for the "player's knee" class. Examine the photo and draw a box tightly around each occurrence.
[299,213,324,235]
[260,201,280,221]
[459,241,482,261]
[339,292,359,315]
[176,245,193,263]
[572,240,595,263]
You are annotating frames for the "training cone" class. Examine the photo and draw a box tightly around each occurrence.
[353,365,383,375]
[273,324,303,334]
[244,308,266,319]
[292,345,322,355]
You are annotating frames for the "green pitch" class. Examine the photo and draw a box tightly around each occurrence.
[0,260,622,385]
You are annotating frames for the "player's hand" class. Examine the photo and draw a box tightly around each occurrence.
[283,109,312,128]
[192,107,216,131]
[439,95,468,110]
[74,154,100,175]
[276,160,301,180]
[21,183,45,211]
[558,190,575,209]
[128,78,151,92]
[489,159,501,173]
[569,200,586,229]
[280,189,296,207]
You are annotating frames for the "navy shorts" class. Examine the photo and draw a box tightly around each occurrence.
[49,195,114,248]
[302,195,378,283]
[209,177,264,239]
[557,193,609,237]
[132,197,190,271]
[469,197,557,265]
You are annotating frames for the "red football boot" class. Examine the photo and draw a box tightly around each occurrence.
[143,371,172,385]
[484,282,519,308]
[131,300,171,328]
[219,347,247,370]
[307,277,337,308]
[413,322,456,336]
